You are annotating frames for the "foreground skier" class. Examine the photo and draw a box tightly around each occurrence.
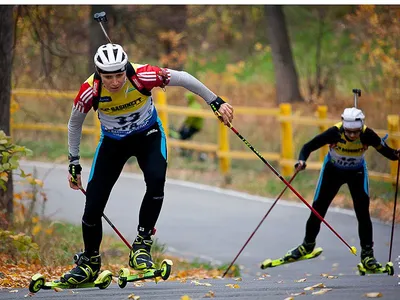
[62,42,234,284]
[262,107,399,271]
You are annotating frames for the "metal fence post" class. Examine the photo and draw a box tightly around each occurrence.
[317,105,328,162]
[280,103,293,177]
[388,114,400,183]
[218,120,230,179]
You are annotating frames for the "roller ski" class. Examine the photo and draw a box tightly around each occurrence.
[261,242,323,269]
[29,252,113,293]
[357,248,394,276]
[118,232,173,288]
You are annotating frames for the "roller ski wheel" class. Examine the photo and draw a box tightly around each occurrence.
[28,270,113,293]
[260,247,323,269]
[357,261,394,276]
[118,259,173,289]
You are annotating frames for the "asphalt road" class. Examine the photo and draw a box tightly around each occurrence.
[1,160,399,299]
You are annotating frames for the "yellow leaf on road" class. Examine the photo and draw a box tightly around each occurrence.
[304,283,326,290]
[53,287,63,292]
[128,293,140,299]
[364,292,383,298]
[225,283,240,288]
[284,297,294,300]
[191,280,211,286]
[294,277,307,282]
[181,296,192,300]
[312,288,332,295]
[204,290,215,298]
[290,292,306,296]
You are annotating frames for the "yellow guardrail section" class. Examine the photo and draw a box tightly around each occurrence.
[10,88,400,183]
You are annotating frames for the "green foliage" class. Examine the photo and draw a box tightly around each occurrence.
[0,130,32,191]
[0,229,40,264]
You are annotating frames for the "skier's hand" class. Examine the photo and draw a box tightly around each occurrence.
[68,163,82,190]
[210,96,234,126]
[294,160,307,171]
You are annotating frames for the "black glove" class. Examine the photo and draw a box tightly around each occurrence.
[68,163,82,184]
[209,96,226,113]
[294,160,307,171]
[395,149,400,160]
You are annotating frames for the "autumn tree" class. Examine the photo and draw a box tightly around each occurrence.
[345,5,400,101]
[265,5,303,103]
[0,5,15,224]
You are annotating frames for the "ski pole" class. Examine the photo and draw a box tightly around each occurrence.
[388,160,399,262]
[215,112,357,256]
[79,187,132,250]
[222,169,299,278]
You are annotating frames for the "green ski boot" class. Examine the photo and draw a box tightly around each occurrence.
[129,234,156,270]
[60,252,101,285]
[283,241,316,262]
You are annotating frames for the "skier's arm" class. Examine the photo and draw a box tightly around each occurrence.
[135,64,233,125]
[361,127,400,161]
[166,68,233,125]
[67,82,93,189]
[298,126,342,162]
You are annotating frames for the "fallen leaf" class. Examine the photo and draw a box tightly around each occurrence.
[191,280,212,287]
[304,283,326,290]
[364,292,383,298]
[181,296,192,300]
[290,292,306,296]
[294,277,307,282]
[312,288,332,295]
[133,282,144,287]
[277,280,284,284]
[284,297,295,300]
[53,287,63,292]
[204,290,215,298]
[234,277,242,281]
[9,290,18,293]
[24,293,34,298]
[128,293,140,300]
[225,283,240,288]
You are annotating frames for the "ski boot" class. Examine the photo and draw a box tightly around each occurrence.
[29,252,113,293]
[61,251,102,284]
[357,248,394,276]
[261,241,323,269]
[283,241,316,262]
[129,233,156,270]
[118,229,173,288]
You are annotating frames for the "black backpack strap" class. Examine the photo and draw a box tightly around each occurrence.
[92,71,102,111]
[126,63,152,96]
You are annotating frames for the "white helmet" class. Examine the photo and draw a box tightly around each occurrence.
[94,43,128,73]
[341,107,365,129]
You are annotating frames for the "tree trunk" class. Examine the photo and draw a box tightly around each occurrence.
[0,5,15,225]
[265,5,303,103]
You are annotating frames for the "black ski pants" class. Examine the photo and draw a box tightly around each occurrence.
[304,158,373,249]
[81,122,167,254]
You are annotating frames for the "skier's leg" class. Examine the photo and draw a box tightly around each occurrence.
[129,123,167,270]
[348,165,381,270]
[285,161,343,261]
[62,136,130,284]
